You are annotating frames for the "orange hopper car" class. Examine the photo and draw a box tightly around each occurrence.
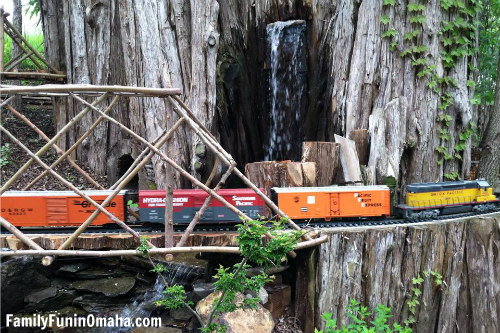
[0,191,126,227]
[271,186,391,220]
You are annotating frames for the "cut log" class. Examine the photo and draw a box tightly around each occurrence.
[245,161,316,197]
[367,99,407,184]
[334,135,362,184]
[302,141,340,186]
[348,129,370,166]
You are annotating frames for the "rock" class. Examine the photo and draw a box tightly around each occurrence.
[170,307,194,320]
[57,262,91,273]
[1,257,52,313]
[24,289,77,312]
[196,291,274,333]
[72,268,129,279]
[130,327,182,333]
[24,286,58,304]
[246,287,268,305]
[73,295,128,313]
[69,277,136,297]
[193,282,215,300]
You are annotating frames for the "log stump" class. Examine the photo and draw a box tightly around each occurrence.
[334,135,362,184]
[302,141,340,186]
[244,161,316,197]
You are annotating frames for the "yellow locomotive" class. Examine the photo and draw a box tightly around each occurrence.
[397,180,499,220]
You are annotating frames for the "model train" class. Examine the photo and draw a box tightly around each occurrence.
[0,180,498,228]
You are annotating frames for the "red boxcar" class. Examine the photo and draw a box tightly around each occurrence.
[139,188,266,224]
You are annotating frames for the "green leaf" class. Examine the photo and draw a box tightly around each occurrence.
[408,3,426,12]
[381,14,390,25]
[404,29,421,40]
[410,15,426,24]
[466,80,475,88]
[383,0,396,5]
[412,58,428,67]
[382,29,397,38]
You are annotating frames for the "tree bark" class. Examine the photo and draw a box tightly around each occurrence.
[39,0,476,192]
[245,161,316,197]
[477,50,500,188]
[302,141,339,186]
[39,0,219,188]
[315,215,500,333]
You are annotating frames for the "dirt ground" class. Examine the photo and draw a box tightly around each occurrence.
[1,99,109,191]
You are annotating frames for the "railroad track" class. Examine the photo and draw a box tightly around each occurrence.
[1,208,498,236]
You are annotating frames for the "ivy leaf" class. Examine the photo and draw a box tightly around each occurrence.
[408,3,426,11]
[383,0,396,5]
[382,29,397,38]
[410,15,426,24]
[381,14,390,25]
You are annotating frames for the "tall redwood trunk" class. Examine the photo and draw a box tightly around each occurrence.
[39,0,476,193]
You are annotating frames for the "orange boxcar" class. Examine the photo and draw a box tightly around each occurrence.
[271,186,391,220]
[0,191,126,227]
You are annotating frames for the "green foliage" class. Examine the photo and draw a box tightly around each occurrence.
[409,15,426,24]
[383,0,396,6]
[127,199,139,209]
[149,219,301,333]
[408,3,426,12]
[236,219,304,267]
[404,270,444,327]
[381,15,390,25]
[475,0,500,105]
[25,0,40,19]
[2,34,45,70]
[382,29,398,38]
[155,284,192,310]
[411,58,428,67]
[151,263,169,273]
[0,143,12,168]
[404,29,421,41]
[136,236,152,256]
[315,300,411,333]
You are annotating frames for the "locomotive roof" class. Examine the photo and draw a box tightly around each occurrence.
[0,190,127,197]
[271,185,389,193]
[407,180,490,193]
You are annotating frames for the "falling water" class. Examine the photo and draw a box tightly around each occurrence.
[265,20,308,161]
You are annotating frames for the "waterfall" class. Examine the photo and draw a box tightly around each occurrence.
[265,20,307,161]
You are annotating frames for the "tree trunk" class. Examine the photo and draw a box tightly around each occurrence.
[11,0,22,68]
[477,50,500,189]
[39,0,219,189]
[39,0,476,191]
[302,141,339,186]
[314,215,500,333]
[245,161,316,197]
[10,0,22,110]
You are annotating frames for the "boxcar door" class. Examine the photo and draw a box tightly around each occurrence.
[46,197,68,224]
[330,193,340,217]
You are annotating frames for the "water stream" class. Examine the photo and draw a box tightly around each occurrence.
[265,20,307,161]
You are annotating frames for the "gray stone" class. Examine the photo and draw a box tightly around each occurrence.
[246,286,268,305]
[130,327,182,333]
[170,306,194,320]
[24,290,77,312]
[24,286,58,304]
[57,262,91,273]
[193,282,215,300]
[69,277,136,297]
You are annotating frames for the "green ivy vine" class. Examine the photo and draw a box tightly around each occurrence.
[381,0,482,180]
